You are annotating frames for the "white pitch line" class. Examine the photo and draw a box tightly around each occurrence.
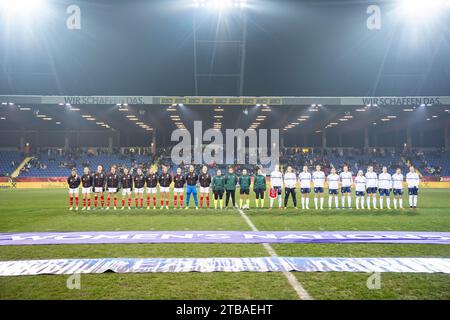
[237,208,313,300]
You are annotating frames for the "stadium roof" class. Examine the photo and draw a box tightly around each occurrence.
[0,96,449,143]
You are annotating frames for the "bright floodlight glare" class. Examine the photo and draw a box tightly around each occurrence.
[193,0,246,9]
[0,0,45,15]
[398,0,449,18]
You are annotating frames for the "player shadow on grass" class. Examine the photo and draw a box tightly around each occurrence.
[245,208,420,216]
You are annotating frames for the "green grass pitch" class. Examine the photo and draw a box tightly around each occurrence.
[0,188,449,300]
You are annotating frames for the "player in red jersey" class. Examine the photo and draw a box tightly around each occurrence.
[92,165,106,210]
[199,165,212,208]
[120,167,133,210]
[173,167,185,209]
[145,167,159,209]
[80,167,93,210]
[133,168,145,209]
[159,165,172,209]
[106,166,120,210]
[67,168,81,211]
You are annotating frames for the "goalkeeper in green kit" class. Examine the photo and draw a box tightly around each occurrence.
[212,169,225,209]
[253,168,266,208]
[239,169,251,209]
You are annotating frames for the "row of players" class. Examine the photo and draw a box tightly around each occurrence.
[67,164,420,211]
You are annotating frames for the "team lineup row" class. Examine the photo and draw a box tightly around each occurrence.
[66,164,421,211]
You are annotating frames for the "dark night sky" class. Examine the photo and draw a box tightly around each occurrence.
[0,0,449,97]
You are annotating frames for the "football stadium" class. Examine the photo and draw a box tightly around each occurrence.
[0,0,450,309]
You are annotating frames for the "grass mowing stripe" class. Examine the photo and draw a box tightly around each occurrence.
[237,207,313,300]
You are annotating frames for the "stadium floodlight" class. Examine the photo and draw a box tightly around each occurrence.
[398,0,449,18]
[193,0,246,9]
[0,0,46,15]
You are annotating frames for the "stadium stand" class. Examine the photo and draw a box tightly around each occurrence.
[1,147,448,178]
[409,150,449,176]
[0,151,23,177]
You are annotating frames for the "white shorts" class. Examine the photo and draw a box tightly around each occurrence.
[173,187,183,194]
[82,187,91,195]
[122,188,132,196]
[94,187,103,193]
[107,187,117,193]
[135,187,144,194]
[160,186,170,193]
[69,188,79,195]
[200,187,210,193]
[146,187,157,194]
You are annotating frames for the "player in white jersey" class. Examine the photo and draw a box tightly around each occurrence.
[298,165,312,209]
[392,168,404,209]
[406,166,420,209]
[283,166,297,209]
[378,166,392,209]
[354,170,366,209]
[365,166,378,209]
[270,164,283,209]
[339,165,353,209]
[312,165,325,210]
[326,167,340,209]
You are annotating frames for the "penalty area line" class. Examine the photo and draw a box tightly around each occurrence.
[237,208,313,300]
